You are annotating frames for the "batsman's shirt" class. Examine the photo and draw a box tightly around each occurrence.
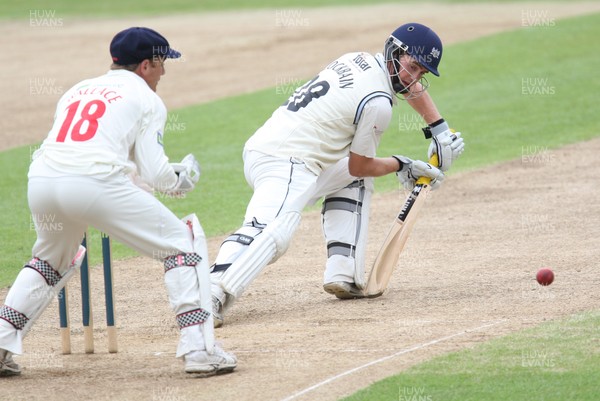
[29,70,176,190]
[245,52,394,175]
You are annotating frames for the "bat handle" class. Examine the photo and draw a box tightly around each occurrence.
[415,153,440,186]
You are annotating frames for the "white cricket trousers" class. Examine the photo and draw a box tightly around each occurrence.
[242,150,356,221]
[212,150,361,291]
[241,151,371,285]
[0,163,206,356]
[27,172,191,268]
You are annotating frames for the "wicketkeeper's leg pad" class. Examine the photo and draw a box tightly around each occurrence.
[163,214,215,356]
[0,246,86,354]
[164,254,212,357]
[321,178,373,289]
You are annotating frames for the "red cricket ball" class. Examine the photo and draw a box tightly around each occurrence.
[536,268,554,286]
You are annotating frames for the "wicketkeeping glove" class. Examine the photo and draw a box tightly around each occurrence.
[393,155,444,191]
[424,120,465,171]
[170,153,201,193]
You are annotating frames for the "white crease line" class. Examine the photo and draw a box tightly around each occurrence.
[280,319,507,401]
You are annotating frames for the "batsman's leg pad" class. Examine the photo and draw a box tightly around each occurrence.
[211,224,263,275]
[210,224,262,305]
[220,211,301,299]
[0,246,86,354]
[321,179,372,289]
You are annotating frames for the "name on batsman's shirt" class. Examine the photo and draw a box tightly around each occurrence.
[245,52,394,175]
[30,70,176,190]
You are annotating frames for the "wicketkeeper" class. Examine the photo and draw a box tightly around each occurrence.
[210,23,465,327]
[0,27,235,377]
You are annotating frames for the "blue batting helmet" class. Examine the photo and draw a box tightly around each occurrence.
[384,23,443,76]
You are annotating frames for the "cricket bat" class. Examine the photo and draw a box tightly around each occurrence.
[364,154,438,298]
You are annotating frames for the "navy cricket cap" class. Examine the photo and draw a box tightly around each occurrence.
[110,27,181,65]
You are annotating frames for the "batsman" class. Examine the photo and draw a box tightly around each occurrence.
[211,23,465,327]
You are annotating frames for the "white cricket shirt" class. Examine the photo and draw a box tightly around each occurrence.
[245,52,394,175]
[29,70,177,191]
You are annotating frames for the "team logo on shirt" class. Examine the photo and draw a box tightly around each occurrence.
[351,54,372,72]
[157,130,164,146]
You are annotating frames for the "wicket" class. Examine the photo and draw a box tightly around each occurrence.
[58,232,117,354]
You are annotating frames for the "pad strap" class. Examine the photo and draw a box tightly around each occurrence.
[164,253,202,273]
[223,233,254,246]
[212,263,232,273]
[24,258,62,287]
[0,305,28,330]
[322,197,363,214]
[345,179,364,189]
[176,308,210,329]
[327,241,356,258]
[247,217,267,230]
[211,232,257,274]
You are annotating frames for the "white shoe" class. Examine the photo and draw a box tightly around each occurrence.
[212,296,224,328]
[0,349,21,377]
[184,345,237,377]
[323,281,365,299]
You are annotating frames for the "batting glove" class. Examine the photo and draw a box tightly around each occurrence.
[424,120,465,171]
[393,155,444,191]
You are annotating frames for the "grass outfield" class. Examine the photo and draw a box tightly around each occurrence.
[0,0,561,19]
[341,311,600,401]
[1,12,599,286]
[170,11,600,213]
[1,7,598,400]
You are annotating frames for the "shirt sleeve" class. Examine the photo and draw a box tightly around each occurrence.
[132,97,177,192]
[350,96,393,158]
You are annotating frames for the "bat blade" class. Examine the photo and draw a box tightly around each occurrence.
[364,183,431,298]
